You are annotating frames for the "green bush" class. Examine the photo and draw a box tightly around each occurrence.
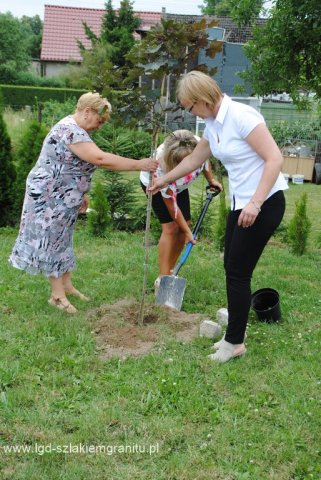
[0,113,16,226]
[269,119,321,150]
[0,84,86,110]
[103,170,140,231]
[287,192,311,255]
[88,181,111,237]
[14,72,68,88]
[41,97,78,127]
[12,120,48,223]
[94,123,152,159]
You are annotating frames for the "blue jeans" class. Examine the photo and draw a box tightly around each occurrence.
[224,190,285,344]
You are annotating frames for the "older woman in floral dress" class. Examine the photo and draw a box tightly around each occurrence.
[9,92,158,314]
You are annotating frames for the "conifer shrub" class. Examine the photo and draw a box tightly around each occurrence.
[287,192,311,255]
[87,181,111,237]
[0,113,16,226]
[94,123,152,159]
[103,170,139,231]
[12,120,48,223]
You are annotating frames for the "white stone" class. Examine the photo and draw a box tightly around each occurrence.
[199,320,222,339]
[216,308,228,326]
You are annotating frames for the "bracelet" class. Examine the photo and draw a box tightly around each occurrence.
[251,200,261,212]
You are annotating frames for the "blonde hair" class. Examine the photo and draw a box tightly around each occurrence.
[163,129,198,172]
[176,71,223,110]
[76,92,112,121]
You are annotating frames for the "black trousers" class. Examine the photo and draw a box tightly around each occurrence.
[224,190,285,344]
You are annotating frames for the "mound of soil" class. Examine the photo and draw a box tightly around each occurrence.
[88,298,207,359]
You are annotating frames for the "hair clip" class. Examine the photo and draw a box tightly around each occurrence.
[178,139,195,148]
[97,104,109,115]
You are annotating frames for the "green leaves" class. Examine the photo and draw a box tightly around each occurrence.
[288,192,311,256]
[240,0,321,103]
[119,17,222,132]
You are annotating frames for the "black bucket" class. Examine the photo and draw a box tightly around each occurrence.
[251,288,281,323]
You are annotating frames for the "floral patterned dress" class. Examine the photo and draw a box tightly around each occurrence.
[9,116,95,278]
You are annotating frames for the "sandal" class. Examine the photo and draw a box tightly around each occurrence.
[65,288,90,301]
[48,297,77,314]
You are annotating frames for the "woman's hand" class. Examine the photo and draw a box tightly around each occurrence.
[184,228,196,245]
[139,158,159,172]
[79,194,89,214]
[208,178,223,192]
[238,201,260,228]
[148,177,167,194]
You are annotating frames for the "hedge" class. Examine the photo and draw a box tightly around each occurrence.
[0,85,87,109]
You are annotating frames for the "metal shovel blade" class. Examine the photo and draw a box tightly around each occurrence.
[156,275,187,311]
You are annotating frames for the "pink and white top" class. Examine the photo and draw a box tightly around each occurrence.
[140,137,209,217]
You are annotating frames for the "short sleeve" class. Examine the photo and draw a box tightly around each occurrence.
[237,107,265,139]
[59,123,93,146]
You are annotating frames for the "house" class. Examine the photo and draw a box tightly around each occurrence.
[40,5,162,77]
[165,13,266,97]
[40,6,264,94]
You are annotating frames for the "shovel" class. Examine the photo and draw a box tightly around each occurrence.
[156,186,220,310]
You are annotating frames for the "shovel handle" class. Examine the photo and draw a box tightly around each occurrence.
[172,241,193,276]
[172,186,220,276]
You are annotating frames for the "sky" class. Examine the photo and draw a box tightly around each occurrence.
[0,0,204,19]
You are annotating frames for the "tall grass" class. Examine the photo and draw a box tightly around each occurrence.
[0,182,320,479]
[3,107,36,153]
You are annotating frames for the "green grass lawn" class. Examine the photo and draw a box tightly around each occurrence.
[0,183,321,479]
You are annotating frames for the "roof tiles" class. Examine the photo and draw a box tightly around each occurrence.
[41,5,161,62]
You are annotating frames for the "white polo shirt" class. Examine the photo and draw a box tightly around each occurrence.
[203,95,288,210]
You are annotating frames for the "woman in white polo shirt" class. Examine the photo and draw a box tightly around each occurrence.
[149,71,288,363]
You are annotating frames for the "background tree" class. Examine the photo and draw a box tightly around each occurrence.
[201,0,234,16]
[21,15,43,59]
[0,13,31,83]
[239,0,321,104]
[229,0,266,26]
[68,43,115,93]
[70,0,140,93]
[101,0,140,67]
[120,17,222,132]
[0,113,16,226]
[201,0,267,25]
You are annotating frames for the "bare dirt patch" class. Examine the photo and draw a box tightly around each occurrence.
[88,298,207,359]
